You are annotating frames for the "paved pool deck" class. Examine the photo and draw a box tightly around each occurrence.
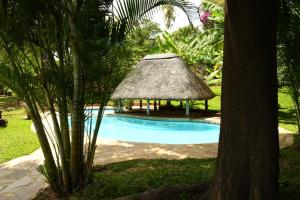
[0,114,295,200]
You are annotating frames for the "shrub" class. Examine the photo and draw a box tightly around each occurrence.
[0,119,7,127]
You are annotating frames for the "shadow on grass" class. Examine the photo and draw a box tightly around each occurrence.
[78,158,215,200]
[278,109,297,126]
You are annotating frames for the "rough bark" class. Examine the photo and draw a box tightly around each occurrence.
[212,0,279,199]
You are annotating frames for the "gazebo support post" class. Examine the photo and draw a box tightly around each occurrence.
[147,99,150,116]
[118,99,122,113]
[186,100,189,117]
[154,100,157,111]
[128,100,133,110]
[205,100,208,114]
[140,100,142,110]
[180,101,183,109]
[167,100,171,107]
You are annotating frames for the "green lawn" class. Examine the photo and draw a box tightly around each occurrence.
[72,158,216,200]
[0,109,40,164]
[278,88,298,133]
[166,86,297,133]
[279,136,300,200]
[42,136,297,200]
[0,95,20,110]
[0,86,297,164]
[115,86,298,132]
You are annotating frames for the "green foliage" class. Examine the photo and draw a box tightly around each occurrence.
[125,19,162,64]
[162,5,176,28]
[0,0,198,194]
[0,119,7,127]
[157,1,224,85]
[0,96,20,110]
[0,109,39,164]
[278,0,300,134]
[200,0,224,30]
[279,136,300,200]
[170,26,197,42]
[278,88,299,133]
[0,83,12,95]
[168,86,297,132]
[208,0,224,6]
[34,136,299,199]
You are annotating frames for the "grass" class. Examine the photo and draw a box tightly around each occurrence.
[191,86,297,132]
[57,136,299,200]
[0,95,20,110]
[278,88,298,133]
[74,158,215,200]
[114,86,298,132]
[280,136,300,200]
[0,108,40,164]
[156,86,297,133]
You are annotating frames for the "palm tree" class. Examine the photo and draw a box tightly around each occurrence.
[0,0,196,194]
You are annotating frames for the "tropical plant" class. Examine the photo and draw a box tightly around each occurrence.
[0,0,196,194]
[278,0,300,134]
[0,118,7,127]
[125,19,162,65]
[162,5,176,28]
[157,1,224,85]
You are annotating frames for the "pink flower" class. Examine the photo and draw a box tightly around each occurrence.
[200,11,210,24]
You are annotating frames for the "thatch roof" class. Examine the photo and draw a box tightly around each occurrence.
[111,53,215,100]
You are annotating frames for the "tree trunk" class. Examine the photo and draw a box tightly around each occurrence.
[26,99,60,192]
[67,0,85,189]
[205,100,208,115]
[212,0,279,199]
[42,51,71,192]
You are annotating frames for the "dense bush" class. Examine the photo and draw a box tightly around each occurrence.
[0,119,7,127]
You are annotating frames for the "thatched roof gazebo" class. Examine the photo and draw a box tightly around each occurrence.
[111,53,215,117]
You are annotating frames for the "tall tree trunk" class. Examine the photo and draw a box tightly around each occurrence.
[212,0,279,199]
[45,89,71,192]
[26,98,60,192]
[59,97,71,160]
[41,51,71,192]
[54,13,72,163]
[67,0,85,189]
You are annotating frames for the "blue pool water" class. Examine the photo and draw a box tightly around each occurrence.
[86,110,220,144]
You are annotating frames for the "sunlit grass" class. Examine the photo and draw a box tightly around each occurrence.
[63,136,299,200]
[0,108,39,164]
[74,158,215,200]
[138,86,297,133]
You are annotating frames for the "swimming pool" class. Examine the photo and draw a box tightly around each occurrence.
[86,110,220,144]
